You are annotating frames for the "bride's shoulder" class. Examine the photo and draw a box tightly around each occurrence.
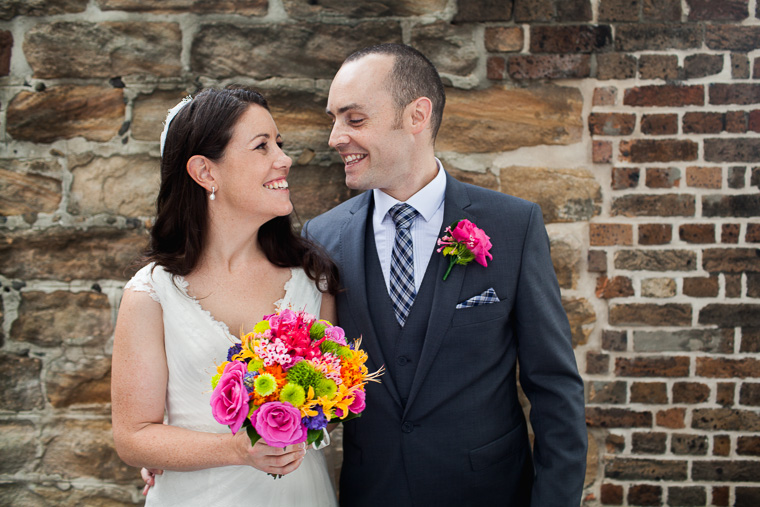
[124,263,170,302]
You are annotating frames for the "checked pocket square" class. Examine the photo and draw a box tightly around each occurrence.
[456,288,500,309]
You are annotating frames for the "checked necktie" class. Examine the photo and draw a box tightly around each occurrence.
[389,203,419,327]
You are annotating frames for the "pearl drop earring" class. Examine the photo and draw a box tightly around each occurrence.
[210,187,216,201]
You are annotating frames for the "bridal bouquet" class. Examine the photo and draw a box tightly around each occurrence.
[210,309,382,450]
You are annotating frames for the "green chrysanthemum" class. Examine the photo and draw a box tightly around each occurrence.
[254,372,277,397]
[315,378,337,399]
[253,320,270,334]
[309,320,328,340]
[286,361,325,392]
[211,373,221,389]
[279,382,306,407]
[247,359,264,372]
[320,340,352,359]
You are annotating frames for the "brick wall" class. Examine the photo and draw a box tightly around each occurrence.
[0,0,757,505]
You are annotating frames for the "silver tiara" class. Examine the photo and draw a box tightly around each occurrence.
[159,95,193,156]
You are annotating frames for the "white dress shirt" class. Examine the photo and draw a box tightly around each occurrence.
[373,159,446,294]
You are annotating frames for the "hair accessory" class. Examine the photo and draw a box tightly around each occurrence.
[159,95,193,156]
[210,186,216,201]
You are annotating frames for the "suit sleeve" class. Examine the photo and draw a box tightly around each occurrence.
[513,204,587,506]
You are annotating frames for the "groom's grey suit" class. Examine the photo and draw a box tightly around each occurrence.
[304,171,587,506]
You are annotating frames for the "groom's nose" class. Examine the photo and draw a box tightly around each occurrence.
[328,122,349,149]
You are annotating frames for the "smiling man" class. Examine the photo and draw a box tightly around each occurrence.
[303,44,587,506]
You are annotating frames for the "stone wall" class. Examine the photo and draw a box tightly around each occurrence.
[0,0,757,505]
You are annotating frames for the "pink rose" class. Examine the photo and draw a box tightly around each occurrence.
[268,309,298,334]
[450,219,493,267]
[210,361,249,434]
[324,325,347,346]
[348,389,366,414]
[252,402,308,447]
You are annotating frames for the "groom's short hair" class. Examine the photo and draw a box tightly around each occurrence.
[343,43,446,141]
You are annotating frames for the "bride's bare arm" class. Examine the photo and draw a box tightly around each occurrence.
[111,288,305,474]
[320,292,337,324]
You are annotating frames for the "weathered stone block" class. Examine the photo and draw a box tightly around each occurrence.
[562,297,596,347]
[438,85,582,153]
[550,235,581,289]
[10,291,113,348]
[641,277,676,298]
[0,158,62,216]
[0,420,37,474]
[289,164,359,223]
[46,353,112,407]
[98,0,267,14]
[68,153,159,217]
[40,419,137,482]
[6,86,124,143]
[0,353,44,411]
[0,0,88,20]
[614,249,696,271]
[192,22,402,80]
[24,21,181,78]
[497,166,600,223]
[411,21,479,76]
[0,227,148,281]
[131,90,193,142]
[596,276,634,299]
[485,26,523,52]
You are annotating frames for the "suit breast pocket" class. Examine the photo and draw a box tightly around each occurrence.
[451,298,510,328]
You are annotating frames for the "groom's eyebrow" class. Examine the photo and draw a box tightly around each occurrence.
[326,103,363,116]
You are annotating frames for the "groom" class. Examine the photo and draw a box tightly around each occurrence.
[303,44,587,506]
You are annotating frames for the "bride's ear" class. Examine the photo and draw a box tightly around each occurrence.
[186,155,216,193]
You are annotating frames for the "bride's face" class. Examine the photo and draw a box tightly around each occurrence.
[211,104,293,221]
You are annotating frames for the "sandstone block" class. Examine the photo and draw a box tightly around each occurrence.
[68,153,160,217]
[484,26,523,52]
[0,420,37,474]
[263,87,333,152]
[634,329,733,353]
[24,21,181,78]
[0,353,44,411]
[562,297,595,347]
[0,227,148,281]
[0,0,87,20]
[6,86,124,143]
[288,164,358,223]
[131,90,193,142]
[0,158,62,216]
[46,353,112,407]
[412,22,479,77]
[550,235,581,289]
[10,291,113,348]
[192,22,402,80]
[641,277,676,298]
[98,0,267,14]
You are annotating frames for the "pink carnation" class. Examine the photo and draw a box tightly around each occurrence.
[210,361,249,434]
[348,389,366,414]
[252,402,308,447]
[450,219,493,267]
[324,325,347,345]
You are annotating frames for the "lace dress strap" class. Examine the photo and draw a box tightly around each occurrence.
[124,263,161,303]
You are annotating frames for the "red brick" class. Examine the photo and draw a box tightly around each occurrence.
[686,166,722,188]
[616,356,691,378]
[657,407,686,428]
[704,138,760,163]
[486,56,506,80]
[530,25,612,53]
[588,249,607,272]
[600,483,623,505]
[737,436,760,456]
[602,329,627,351]
[746,223,760,242]
[590,223,633,246]
[588,112,636,136]
[643,0,682,21]
[612,194,695,217]
[596,276,635,299]
[728,166,746,189]
[726,110,748,133]
[598,0,639,22]
[679,223,715,244]
[639,223,671,245]
[755,57,760,79]
[628,483,662,505]
[717,382,735,406]
[632,431,667,453]
[606,433,625,453]
[484,26,523,52]
[682,276,719,297]
[586,407,652,428]
[593,86,617,106]
[683,111,724,134]
[713,486,729,506]
[593,140,613,163]
[740,328,760,352]
[726,274,742,298]
[713,435,731,456]
[611,167,639,189]
[699,303,760,327]
[624,84,704,107]
[631,382,668,404]
[668,486,706,506]
[640,113,677,135]
[687,0,750,21]
[586,351,610,374]
[703,248,760,273]
[710,83,760,105]
[733,53,750,79]
[740,383,760,406]
[597,53,637,80]
[639,54,679,80]
[0,31,10,77]
[750,109,760,132]
[508,54,591,80]
[616,24,702,51]
[645,167,680,188]
[606,457,687,480]
[693,459,760,481]
[697,357,760,378]
[671,433,708,455]
[672,381,710,403]
[721,223,740,243]
[683,53,724,79]
[620,139,698,163]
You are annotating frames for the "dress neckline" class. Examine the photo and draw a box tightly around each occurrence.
[173,267,298,340]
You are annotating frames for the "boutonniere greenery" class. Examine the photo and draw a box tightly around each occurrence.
[436,219,493,281]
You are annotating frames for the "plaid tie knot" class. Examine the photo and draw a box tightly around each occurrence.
[388,203,418,327]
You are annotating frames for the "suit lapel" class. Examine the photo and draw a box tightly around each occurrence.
[340,192,403,408]
[404,173,474,416]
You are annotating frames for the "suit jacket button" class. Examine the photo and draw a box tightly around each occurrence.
[396,356,408,366]
[402,422,414,433]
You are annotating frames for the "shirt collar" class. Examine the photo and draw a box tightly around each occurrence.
[373,158,446,223]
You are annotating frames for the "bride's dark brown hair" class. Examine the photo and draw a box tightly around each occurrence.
[143,86,339,294]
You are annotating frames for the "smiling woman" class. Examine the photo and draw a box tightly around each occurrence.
[110,86,340,506]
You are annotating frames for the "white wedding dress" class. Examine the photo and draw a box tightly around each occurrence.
[125,263,338,507]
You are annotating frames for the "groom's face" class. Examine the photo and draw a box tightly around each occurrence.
[326,54,414,196]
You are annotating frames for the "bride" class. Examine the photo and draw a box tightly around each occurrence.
[111,87,340,506]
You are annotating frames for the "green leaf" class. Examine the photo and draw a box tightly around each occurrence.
[246,423,262,446]
[306,429,324,447]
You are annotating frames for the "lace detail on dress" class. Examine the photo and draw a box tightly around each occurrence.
[274,267,298,311]
[124,264,161,303]
[173,273,237,341]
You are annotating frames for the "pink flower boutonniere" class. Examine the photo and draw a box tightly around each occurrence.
[436,219,493,281]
